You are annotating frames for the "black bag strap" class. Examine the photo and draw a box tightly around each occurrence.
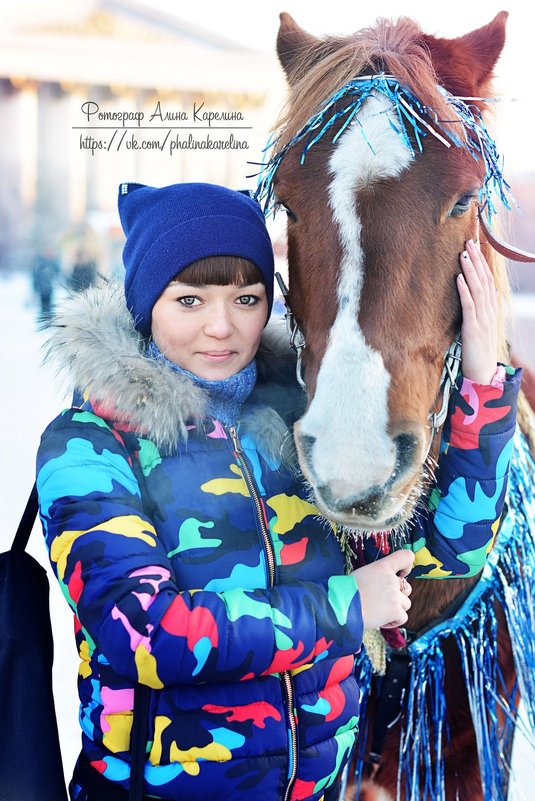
[12,483,39,552]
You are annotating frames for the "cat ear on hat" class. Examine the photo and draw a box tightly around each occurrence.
[118,182,146,198]
[118,182,147,234]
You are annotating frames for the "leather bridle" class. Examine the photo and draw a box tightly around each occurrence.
[478,201,535,263]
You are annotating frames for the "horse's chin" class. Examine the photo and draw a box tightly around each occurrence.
[311,489,417,532]
[299,459,423,531]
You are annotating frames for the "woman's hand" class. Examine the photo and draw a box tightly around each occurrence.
[352,549,415,630]
[457,239,499,384]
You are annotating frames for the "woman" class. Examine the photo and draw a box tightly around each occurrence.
[36,182,519,801]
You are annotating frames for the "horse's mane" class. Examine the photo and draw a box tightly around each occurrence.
[275,17,461,150]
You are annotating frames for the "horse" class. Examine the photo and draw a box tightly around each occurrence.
[256,11,535,801]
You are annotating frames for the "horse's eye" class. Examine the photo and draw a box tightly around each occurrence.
[451,193,477,218]
[277,201,298,222]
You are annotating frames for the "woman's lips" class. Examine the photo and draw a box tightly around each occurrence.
[198,351,235,362]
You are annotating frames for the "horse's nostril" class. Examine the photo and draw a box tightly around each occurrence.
[394,433,419,477]
[299,434,316,462]
[300,433,315,448]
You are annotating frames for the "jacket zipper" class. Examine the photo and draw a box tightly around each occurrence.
[227,425,298,799]
[282,670,298,801]
[227,425,275,585]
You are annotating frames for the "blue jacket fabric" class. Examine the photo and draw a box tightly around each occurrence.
[36,283,520,801]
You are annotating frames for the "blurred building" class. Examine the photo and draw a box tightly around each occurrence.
[0,0,283,272]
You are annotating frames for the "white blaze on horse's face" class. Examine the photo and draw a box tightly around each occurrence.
[296,93,415,528]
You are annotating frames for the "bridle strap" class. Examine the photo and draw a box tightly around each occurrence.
[275,272,307,391]
[429,337,463,430]
[478,204,535,263]
[423,336,462,462]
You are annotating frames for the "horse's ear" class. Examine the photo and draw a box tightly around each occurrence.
[423,11,508,95]
[457,11,508,89]
[277,12,322,82]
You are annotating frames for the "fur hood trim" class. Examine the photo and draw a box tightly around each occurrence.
[44,280,302,461]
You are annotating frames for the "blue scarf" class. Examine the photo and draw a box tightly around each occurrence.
[145,341,257,427]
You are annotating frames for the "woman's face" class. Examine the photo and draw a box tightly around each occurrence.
[151,280,268,380]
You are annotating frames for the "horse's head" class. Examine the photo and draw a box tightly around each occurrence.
[265,12,509,531]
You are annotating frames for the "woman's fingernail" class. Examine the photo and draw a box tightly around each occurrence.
[462,251,469,260]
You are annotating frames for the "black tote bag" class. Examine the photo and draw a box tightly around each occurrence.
[0,485,68,801]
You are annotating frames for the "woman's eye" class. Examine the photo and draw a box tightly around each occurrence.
[451,193,477,217]
[178,296,200,307]
[236,294,259,306]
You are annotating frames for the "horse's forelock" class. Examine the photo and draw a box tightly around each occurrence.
[275,17,458,153]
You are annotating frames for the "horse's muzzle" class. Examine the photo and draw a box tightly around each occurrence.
[296,428,423,529]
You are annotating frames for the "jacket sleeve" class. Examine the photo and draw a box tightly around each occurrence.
[36,410,363,689]
[410,365,521,579]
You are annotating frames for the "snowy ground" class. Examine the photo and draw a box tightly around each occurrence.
[1,271,533,797]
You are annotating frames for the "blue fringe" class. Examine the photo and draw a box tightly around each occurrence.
[353,429,535,800]
[254,74,511,222]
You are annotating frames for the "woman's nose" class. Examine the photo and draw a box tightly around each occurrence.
[204,308,234,338]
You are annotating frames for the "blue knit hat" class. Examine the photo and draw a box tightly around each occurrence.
[119,182,275,337]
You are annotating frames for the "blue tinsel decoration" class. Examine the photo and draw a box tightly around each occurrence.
[352,429,535,801]
[254,74,511,222]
